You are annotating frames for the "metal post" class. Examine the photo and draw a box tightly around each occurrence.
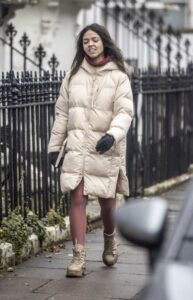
[156,35,162,72]
[145,28,152,69]
[114,2,121,43]
[34,44,46,72]
[48,54,59,75]
[5,23,17,71]
[19,33,31,72]
[185,38,191,67]
[166,25,173,73]
[175,30,182,73]
[104,0,109,28]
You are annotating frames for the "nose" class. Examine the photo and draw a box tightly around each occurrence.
[88,40,94,46]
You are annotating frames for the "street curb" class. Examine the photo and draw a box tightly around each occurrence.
[144,172,193,196]
[0,196,124,270]
[0,212,100,271]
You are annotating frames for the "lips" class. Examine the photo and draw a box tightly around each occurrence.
[88,47,97,54]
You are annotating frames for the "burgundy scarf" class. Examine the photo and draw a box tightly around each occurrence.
[85,55,112,67]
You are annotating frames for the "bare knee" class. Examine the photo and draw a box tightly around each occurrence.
[71,181,86,207]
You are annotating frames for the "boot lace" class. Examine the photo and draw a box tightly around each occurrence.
[70,247,85,265]
[104,236,117,255]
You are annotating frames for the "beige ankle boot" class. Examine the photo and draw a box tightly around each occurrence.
[103,232,118,266]
[66,244,86,277]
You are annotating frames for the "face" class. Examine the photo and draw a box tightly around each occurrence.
[83,30,105,63]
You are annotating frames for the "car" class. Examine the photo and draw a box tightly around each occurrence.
[116,180,193,300]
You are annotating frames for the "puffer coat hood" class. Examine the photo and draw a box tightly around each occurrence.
[48,58,134,198]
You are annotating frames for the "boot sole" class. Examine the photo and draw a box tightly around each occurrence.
[66,267,87,278]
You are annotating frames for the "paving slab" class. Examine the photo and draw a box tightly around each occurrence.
[35,276,142,299]
[0,229,148,300]
[0,294,48,300]
[0,276,50,294]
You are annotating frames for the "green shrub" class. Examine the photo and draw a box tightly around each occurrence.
[46,209,66,230]
[26,210,47,244]
[1,209,30,256]
[0,207,66,258]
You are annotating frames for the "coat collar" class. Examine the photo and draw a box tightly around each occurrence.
[80,58,119,75]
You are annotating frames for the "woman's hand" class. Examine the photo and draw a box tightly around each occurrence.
[96,134,115,154]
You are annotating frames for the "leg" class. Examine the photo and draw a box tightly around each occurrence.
[98,197,118,266]
[66,180,87,277]
[98,197,116,235]
[69,179,87,245]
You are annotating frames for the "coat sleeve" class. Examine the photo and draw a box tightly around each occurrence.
[48,75,69,153]
[106,74,134,144]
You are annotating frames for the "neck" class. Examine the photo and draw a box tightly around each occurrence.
[85,55,112,67]
[91,55,105,64]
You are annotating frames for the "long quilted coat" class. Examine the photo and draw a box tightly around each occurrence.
[48,58,134,198]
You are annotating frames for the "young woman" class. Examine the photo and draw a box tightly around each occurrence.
[48,23,134,277]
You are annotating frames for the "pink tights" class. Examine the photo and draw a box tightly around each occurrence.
[69,180,116,245]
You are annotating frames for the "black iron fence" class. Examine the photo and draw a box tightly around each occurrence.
[0,71,70,221]
[0,69,193,220]
[128,68,193,196]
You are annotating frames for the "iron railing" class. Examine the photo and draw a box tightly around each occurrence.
[0,23,59,73]
[1,1,192,73]
[128,68,193,196]
[93,0,193,71]
[0,69,193,220]
[0,71,70,221]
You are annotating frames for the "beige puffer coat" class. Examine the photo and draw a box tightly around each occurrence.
[48,58,134,198]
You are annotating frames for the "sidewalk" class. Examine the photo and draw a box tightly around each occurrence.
[0,180,189,300]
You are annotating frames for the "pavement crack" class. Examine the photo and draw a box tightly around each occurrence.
[31,279,53,293]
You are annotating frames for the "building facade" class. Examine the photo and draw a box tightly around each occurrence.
[0,0,193,72]
[80,0,193,70]
[0,0,94,72]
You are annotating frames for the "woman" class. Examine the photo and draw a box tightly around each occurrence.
[48,23,134,277]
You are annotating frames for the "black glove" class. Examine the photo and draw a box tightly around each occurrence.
[49,152,62,168]
[96,134,115,154]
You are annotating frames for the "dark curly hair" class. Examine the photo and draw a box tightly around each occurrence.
[69,23,127,81]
